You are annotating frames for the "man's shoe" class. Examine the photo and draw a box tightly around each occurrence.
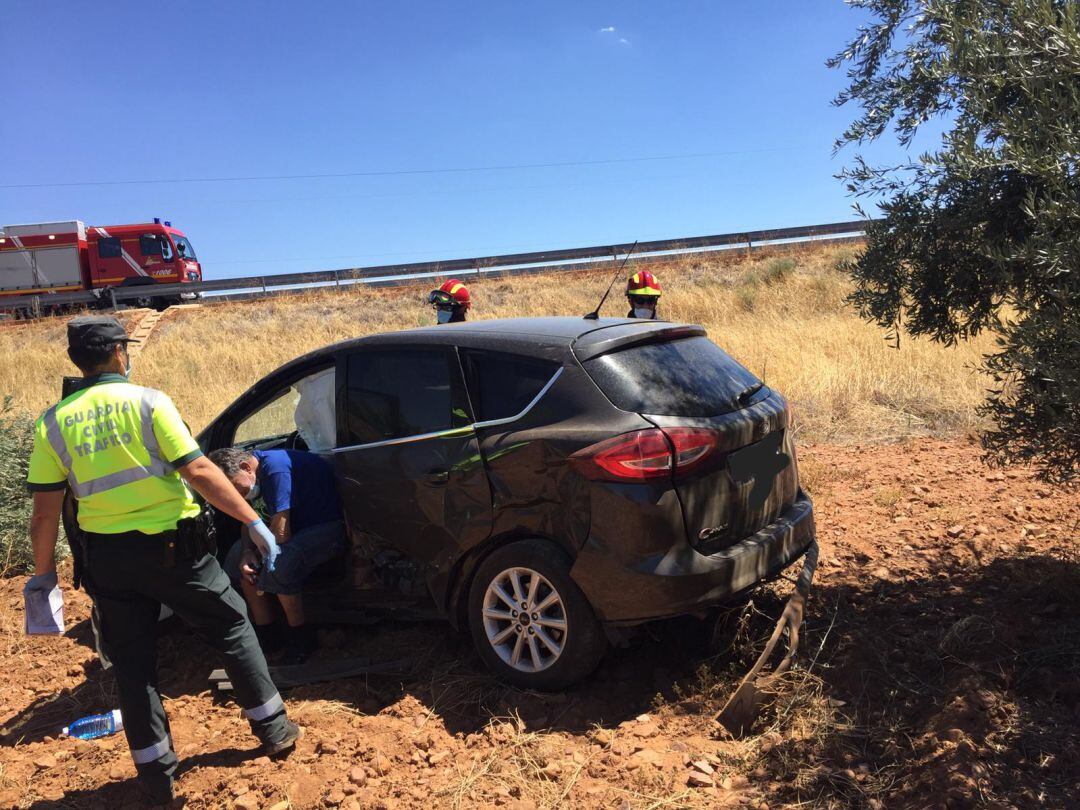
[254,622,285,656]
[279,624,318,666]
[264,720,302,758]
[136,775,175,805]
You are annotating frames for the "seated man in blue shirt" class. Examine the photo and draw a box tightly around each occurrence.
[209,447,347,664]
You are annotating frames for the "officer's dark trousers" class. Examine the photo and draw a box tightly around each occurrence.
[85,532,290,795]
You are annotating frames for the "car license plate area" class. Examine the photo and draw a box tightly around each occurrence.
[726,429,795,538]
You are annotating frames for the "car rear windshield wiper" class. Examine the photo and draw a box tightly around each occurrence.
[735,381,764,406]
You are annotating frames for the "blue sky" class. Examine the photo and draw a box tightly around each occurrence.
[0,1,932,279]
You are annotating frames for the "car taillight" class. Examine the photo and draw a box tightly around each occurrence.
[669,428,717,469]
[569,428,717,482]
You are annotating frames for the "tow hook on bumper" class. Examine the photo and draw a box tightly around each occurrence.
[715,539,819,737]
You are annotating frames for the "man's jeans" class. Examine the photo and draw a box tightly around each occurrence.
[226,520,347,595]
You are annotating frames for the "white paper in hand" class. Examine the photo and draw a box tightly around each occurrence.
[25,585,65,635]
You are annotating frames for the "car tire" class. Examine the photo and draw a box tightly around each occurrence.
[467,539,605,690]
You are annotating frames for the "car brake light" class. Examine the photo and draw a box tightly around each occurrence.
[570,428,717,482]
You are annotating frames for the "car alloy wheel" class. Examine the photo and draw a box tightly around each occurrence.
[482,566,567,673]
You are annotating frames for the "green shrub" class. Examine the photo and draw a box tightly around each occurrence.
[831,247,858,272]
[735,285,757,312]
[762,257,796,284]
[0,399,38,575]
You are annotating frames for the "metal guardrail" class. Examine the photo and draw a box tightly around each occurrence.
[208,235,869,304]
[1,219,867,312]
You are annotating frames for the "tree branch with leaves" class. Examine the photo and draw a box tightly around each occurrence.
[831,0,1080,482]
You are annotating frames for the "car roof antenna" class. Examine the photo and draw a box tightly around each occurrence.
[584,240,640,320]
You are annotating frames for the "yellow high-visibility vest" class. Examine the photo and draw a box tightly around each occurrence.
[27,373,202,534]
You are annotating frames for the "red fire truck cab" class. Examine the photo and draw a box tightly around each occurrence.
[0,218,203,315]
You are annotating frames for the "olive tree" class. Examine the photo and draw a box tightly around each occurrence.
[830,0,1079,482]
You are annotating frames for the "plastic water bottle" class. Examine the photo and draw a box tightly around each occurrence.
[62,709,123,740]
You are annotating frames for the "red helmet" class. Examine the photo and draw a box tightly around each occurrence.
[626,270,661,298]
[435,279,471,309]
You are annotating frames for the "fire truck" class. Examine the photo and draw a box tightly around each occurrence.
[0,218,203,316]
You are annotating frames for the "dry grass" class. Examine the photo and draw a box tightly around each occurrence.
[438,714,691,810]
[437,715,581,810]
[0,243,996,442]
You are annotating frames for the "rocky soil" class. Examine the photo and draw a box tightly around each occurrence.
[1,437,1077,809]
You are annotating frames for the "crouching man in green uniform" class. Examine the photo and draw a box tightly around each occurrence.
[23,316,300,804]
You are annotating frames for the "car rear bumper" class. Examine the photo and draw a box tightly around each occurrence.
[570,492,816,624]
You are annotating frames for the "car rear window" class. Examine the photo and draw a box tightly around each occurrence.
[461,349,560,423]
[583,336,762,416]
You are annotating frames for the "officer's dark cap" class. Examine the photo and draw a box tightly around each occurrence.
[67,316,140,351]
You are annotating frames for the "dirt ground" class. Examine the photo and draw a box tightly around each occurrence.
[1,437,1077,809]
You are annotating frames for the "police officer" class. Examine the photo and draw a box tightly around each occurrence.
[24,316,299,804]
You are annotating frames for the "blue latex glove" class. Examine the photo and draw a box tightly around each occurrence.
[24,571,65,635]
[246,519,280,572]
[26,571,57,590]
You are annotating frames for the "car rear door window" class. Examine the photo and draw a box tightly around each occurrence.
[343,349,466,445]
[583,336,763,417]
[461,350,560,423]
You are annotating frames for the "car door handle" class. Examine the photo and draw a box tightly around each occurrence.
[423,470,450,485]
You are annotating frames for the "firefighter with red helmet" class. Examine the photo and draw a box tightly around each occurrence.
[626,270,662,319]
[428,279,471,324]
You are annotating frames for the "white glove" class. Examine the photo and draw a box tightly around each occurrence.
[246,519,280,572]
[24,571,65,635]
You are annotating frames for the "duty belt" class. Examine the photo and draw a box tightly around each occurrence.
[85,529,178,544]
[85,517,210,568]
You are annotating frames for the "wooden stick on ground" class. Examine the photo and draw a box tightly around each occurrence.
[715,541,818,737]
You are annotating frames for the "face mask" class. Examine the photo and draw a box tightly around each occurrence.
[633,307,655,319]
[244,482,261,502]
[436,308,453,324]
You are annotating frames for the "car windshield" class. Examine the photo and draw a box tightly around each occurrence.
[172,235,197,260]
[583,336,763,417]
